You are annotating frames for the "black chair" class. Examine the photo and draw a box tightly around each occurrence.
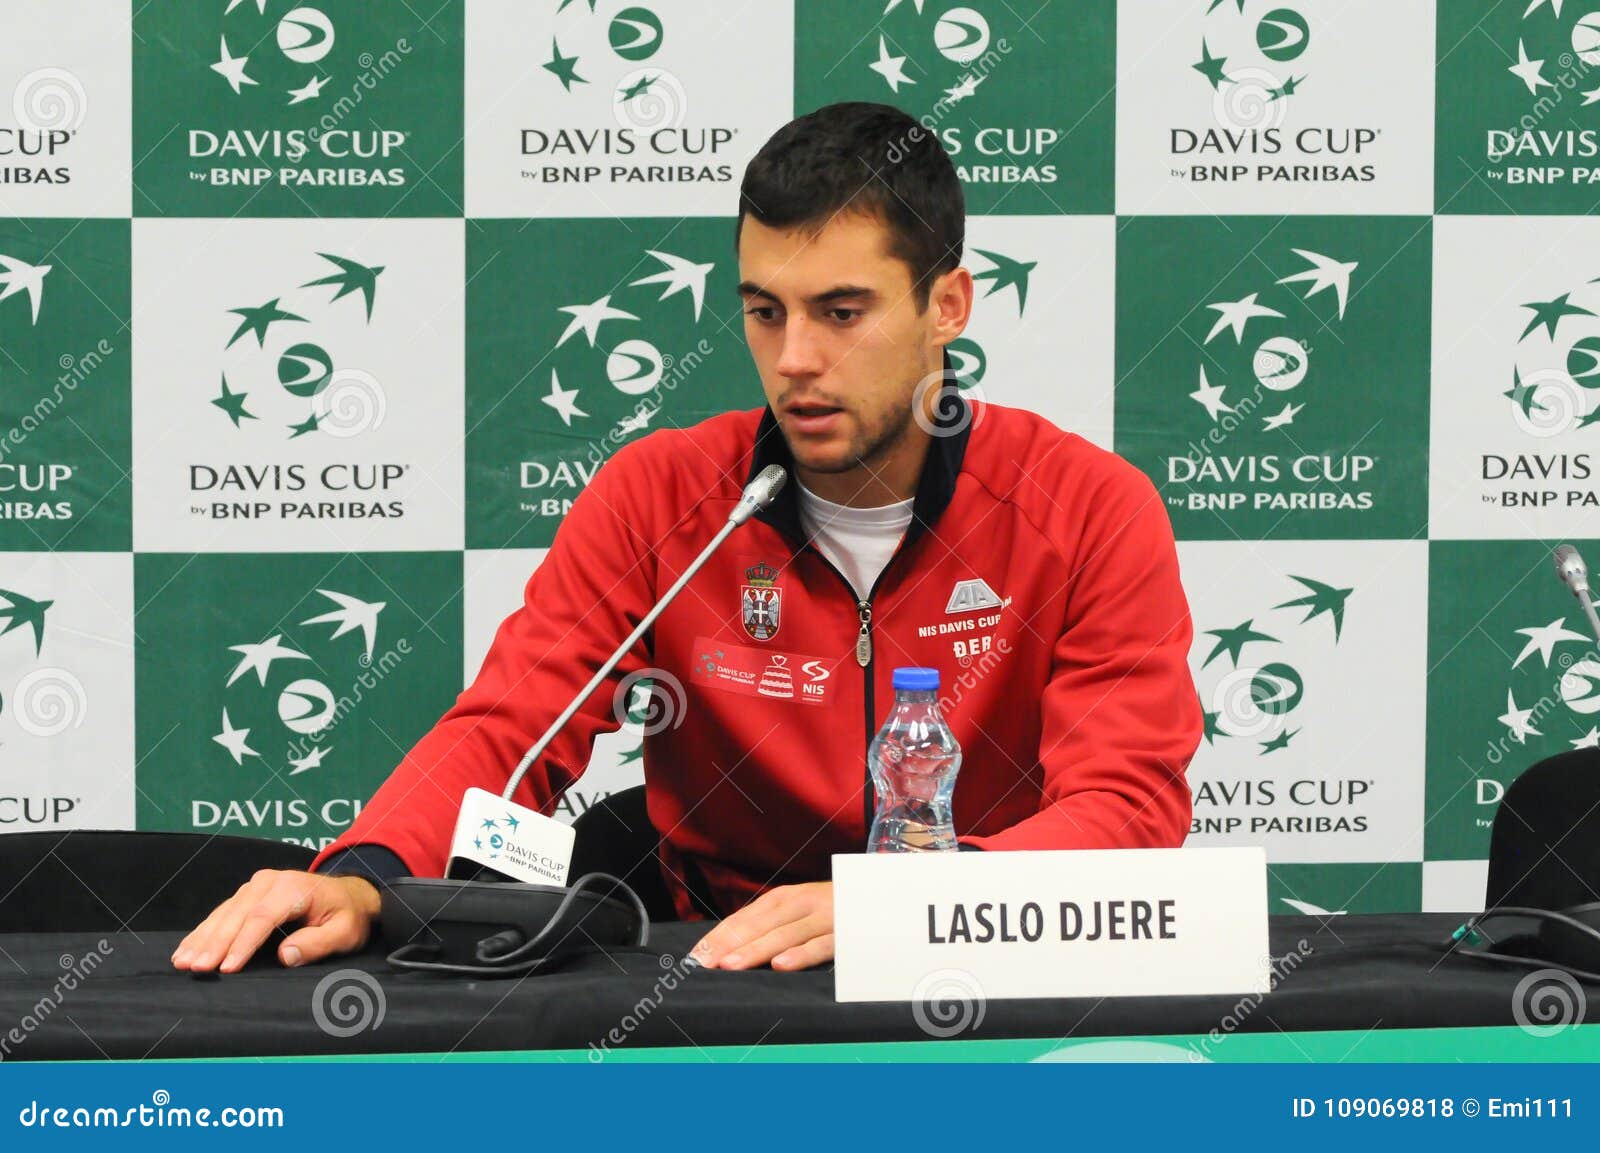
[569,785,685,923]
[1486,746,1600,909]
[0,830,315,933]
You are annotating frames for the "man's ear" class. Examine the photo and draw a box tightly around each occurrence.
[928,265,974,350]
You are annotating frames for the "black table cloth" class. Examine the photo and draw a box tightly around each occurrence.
[0,913,1589,1060]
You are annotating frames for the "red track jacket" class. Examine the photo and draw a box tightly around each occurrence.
[312,394,1202,919]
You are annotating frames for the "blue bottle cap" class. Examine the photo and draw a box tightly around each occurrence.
[893,666,940,691]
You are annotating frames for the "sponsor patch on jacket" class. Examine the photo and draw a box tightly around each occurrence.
[692,636,835,706]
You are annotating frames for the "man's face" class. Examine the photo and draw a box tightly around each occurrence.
[737,211,938,477]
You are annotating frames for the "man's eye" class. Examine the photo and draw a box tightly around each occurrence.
[745,307,778,322]
[827,309,862,323]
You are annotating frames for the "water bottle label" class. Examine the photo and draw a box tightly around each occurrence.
[690,636,838,707]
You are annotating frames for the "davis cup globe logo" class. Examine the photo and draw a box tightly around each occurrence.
[1503,2,1600,106]
[213,588,386,776]
[1503,276,1600,438]
[1193,2,1314,131]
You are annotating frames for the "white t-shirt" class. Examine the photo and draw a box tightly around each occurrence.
[795,482,915,600]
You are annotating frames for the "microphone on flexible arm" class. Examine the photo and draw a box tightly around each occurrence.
[1554,544,1600,644]
[378,465,789,977]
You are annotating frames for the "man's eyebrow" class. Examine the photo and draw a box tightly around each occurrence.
[735,282,880,304]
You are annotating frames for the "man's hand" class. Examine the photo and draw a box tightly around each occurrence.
[691,881,833,971]
[171,870,382,974]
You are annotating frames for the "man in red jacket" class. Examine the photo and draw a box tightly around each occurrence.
[173,102,1201,976]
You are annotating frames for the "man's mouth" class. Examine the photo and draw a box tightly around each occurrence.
[784,402,846,435]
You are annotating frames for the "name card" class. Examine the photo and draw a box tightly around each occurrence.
[446,787,574,886]
[832,847,1269,1003]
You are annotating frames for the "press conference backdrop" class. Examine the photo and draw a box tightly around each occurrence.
[3,1,1600,917]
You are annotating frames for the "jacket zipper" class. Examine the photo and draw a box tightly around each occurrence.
[799,544,904,840]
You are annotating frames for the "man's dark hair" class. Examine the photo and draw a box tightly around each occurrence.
[737,102,965,311]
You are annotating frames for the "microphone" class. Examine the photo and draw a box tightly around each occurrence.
[500,463,786,802]
[730,464,788,527]
[1554,544,1600,646]
[379,466,789,975]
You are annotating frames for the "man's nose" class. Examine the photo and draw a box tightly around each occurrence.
[774,316,827,379]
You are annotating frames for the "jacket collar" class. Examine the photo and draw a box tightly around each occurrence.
[745,351,972,551]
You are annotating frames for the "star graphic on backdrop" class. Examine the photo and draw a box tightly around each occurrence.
[1207,0,1247,12]
[1583,87,1600,106]
[1201,707,1228,745]
[972,250,1036,314]
[1512,617,1590,669]
[1509,39,1553,95]
[302,253,384,320]
[1523,0,1566,21]
[1268,75,1305,100]
[543,38,586,91]
[211,375,255,427]
[1498,688,1543,743]
[0,254,51,324]
[1581,406,1600,428]
[1259,728,1299,754]
[287,76,329,105]
[226,634,310,687]
[1262,401,1304,431]
[1572,727,1600,750]
[210,35,258,95]
[302,589,386,660]
[503,813,521,832]
[224,0,271,12]
[618,74,658,101]
[1189,364,1234,421]
[884,0,927,13]
[213,709,259,765]
[619,740,645,765]
[1275,575,1354,641]
[555,293,638,348]
[541,369,589,426]
[869,35,917,93]
[289,746,330,776]
[1202,620,1280,669]
[227,298,306,348]
[1519,291,1594,341]
[1503,367,1549,417]
[1192,41,1231,89]
[944,73,985,103]
[480,817,498,830]
[1276,250,1358,319]
[630,250,714,321]
[1205,292,1285,344]
[0,588,52,655]
[557,0,599,10]
[288,413,320,438]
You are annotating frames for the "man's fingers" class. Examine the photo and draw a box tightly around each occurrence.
[214,872,318,973]
[278,909,370,968]
[717,914,827,971]
[172,871,279,971]
[692,896,793,967]
[772,933,834,972]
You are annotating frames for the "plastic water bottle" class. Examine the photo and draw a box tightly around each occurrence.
[867,667,962,852]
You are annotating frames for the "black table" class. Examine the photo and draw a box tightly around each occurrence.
[0,912,1594,1061]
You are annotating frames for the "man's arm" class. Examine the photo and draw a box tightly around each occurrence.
[310,440,665,877]
[961,463,1201,851]
[174,441,666,973]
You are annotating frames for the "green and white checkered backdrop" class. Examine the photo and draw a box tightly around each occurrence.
[4,0,1600,916]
